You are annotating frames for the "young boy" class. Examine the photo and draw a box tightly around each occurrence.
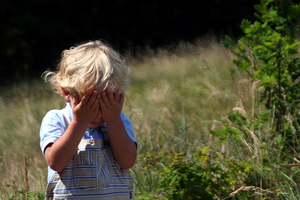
[40,40,137,199]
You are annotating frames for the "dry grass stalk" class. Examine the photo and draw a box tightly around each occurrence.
[238,40,258,72]
[24,156,29,200]
[229,186,272,196]
[279,163,300,167]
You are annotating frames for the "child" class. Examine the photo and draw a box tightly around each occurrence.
[40,40,137,200]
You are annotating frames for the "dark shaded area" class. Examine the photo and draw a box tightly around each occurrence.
[0,0,260,84]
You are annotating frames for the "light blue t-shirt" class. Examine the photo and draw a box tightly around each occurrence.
[39,103,136,182]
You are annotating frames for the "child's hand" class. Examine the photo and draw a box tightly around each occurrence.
[99,88,124,123]
[70,91,100,126]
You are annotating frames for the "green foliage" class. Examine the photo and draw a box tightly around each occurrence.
[222,0,300,150]
[158,151,215,199]
[4,184,45,200]
[133,148,263,199]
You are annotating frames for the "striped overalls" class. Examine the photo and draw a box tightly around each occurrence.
[45,136,133,199]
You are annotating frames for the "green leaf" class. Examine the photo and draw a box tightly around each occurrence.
[276,134,282,145]
[218,138,228,145]
[241,19,252,30]
[182,174,188,181]
[272,32,281,42]
[164,167,171,173]
[254,21,262,29]
[169,174,178,186]
[241,60,250,69]
[210,127,227,137]
[221,36,236,50]
[28,192,36,197]
[202,146,210,155]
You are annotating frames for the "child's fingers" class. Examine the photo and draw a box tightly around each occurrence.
[101,91,110,106]
[80,91,91,106]
[114,88,120,102]
[71,93,79,109]
[88,92,100,114]
[80,91,95,107]
[95,93,101,111]
[92,93,102,113]
[106,89,115,105]
[99,96,107,110]
[119,92,124,106]
[89,91,99,108]
[98,98,102,112]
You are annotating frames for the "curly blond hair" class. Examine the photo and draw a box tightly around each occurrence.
[43,40,129,97]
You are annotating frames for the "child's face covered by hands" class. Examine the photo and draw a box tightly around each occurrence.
[99,88,124,123]
[69,88,124,128]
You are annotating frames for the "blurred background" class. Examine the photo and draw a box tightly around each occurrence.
[0,0,260,84]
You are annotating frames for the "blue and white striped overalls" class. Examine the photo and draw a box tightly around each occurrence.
[45,111,133,199]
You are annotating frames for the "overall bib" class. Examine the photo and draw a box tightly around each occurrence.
[45,110,133,200]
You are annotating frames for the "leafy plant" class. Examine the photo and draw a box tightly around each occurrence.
[208,0,300,198]
[134,147,262,199]
[222,0,300,151]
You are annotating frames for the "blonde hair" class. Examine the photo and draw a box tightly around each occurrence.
[43,40,129,97]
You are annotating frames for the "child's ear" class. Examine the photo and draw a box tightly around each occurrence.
[61,87,71,103]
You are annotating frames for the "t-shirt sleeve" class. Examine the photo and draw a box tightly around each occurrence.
[39,110,67,155]
[120,111,137,145]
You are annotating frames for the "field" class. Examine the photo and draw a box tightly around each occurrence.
[0,38,299,199]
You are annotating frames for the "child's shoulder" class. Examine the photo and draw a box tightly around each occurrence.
[42,108,65,124]
[40,108,69,135]
[45,108,64,117]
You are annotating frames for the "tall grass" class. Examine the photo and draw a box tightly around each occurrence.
[0,80,66,199]
[0,37,298,199]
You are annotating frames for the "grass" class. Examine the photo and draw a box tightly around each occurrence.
[0,37,298,199]
[0,80,66,199]
[125,38,248,155]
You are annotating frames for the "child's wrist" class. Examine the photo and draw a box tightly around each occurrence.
[72,118,89,128]
[105,117,122,126]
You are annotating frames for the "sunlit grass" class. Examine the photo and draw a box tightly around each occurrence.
[124,39,248,154]
[0,80,65,199]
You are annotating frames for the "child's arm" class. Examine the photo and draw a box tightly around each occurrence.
[100,89,137,169]
[44,91,100,172]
